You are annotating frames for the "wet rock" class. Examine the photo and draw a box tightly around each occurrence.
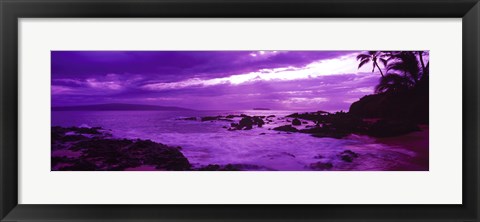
[74,127,103,134]
[51,126,191,171]
[339,150,359,163]
[233,116,265,130]
[197,164,241,171]
[239,117,253,129]
[340,155,354,162]
[301,126,349,139]
[272,125,298,132]
[286,111,330,120]
[292,118,302,126]
[252,116,265,127]
[197,163,270,171]
[309,162,333,170]
[313,154,324,159]
[341,150,359,157]
[61,134,88,142]
[52,126,103,136]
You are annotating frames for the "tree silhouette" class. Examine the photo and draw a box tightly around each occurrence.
[362,51,429,93]
[356,51,387,77]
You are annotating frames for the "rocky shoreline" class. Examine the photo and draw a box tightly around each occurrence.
[52,126,191,171]
[52,109,426,171]
[52,126,287,171]
[179,111,421,139]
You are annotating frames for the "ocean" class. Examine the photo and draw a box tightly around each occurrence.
[51,110,422,171]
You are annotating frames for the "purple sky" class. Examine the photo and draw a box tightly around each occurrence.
[51,51,382,111]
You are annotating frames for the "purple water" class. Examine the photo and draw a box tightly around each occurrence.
[52,110,421,171]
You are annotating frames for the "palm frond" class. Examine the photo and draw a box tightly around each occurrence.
[356,54,370,61]
[379,58,388,68]
[357,59,370,69]
[375,73,412,93]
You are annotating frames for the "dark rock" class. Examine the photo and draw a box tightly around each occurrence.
[339,150,359,163]
[292,118,301,126]
[309,162,333,170]
[368,119,420,138]
[198,164,221,171]
[51,156,71,169]
[197,163,270,171]
[252,116,265,127]
[59,160,97,171]
[235,116,265,129]
[349,87,428,124]
[259,133,266,135]
[51,126,191,171]
[286,111,330,121]
[74,127,103,134]
[313,154,324,159]
[61,134,88,142]
[340,155,354,162]
[341,150,359,158]
[272,125,298,132]
[267,115,276,118]
[201,116,223,121]
[178,117,197,121]
[197,164,241,171]
[300,127,349,139]
[239,117,253,129]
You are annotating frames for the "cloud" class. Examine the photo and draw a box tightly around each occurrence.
[51,51,382,111]
[140,53,366,92]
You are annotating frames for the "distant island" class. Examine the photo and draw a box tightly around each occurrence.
[253,108,271,110]
[52,103,194,111]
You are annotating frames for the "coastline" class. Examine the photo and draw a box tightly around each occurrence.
[51,110,429,171]
[375,125,429,170]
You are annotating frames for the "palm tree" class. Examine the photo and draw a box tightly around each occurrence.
[356,51,387,77]
[416,51,429,84]
[375,73,414,93]
[374,51,429,93]
[386,51,424,84]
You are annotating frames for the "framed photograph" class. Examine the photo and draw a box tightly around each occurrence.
[1,0,479,221]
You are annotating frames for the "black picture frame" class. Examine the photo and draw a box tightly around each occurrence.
[1,0,479,221]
